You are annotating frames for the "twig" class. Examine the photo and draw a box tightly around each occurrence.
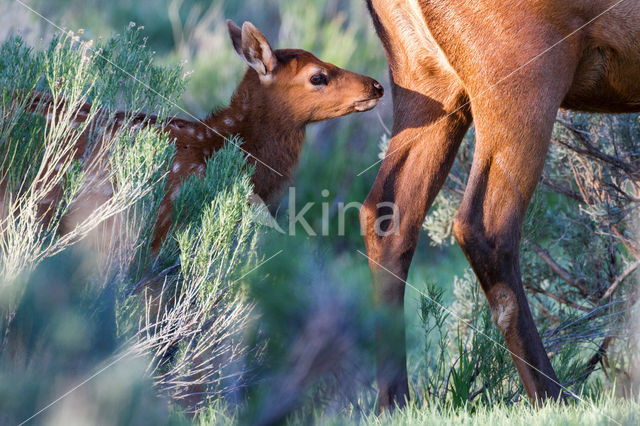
[600,260,640,300]
[556,118,640,180]
[469,385,486,402]
[533,295,562,323]
[611,224,640,259]
[540,175,586,204]
[527,241,590,298]
[525,282,591,312]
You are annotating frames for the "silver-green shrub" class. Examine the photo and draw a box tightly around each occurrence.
[0,25,259,422]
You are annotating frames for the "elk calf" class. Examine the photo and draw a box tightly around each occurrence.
[29,21,383,248]
[153,20,383,247]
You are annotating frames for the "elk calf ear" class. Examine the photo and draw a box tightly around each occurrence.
[227,20,276,83]
[227,20,243,56]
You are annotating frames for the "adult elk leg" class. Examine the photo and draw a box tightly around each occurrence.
[453,83,568,403]
[360,82,471,412]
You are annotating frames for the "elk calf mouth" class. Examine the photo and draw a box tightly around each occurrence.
[354,98,381,111]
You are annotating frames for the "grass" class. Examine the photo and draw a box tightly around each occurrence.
[359,397,639,426]
[192,394,640,425]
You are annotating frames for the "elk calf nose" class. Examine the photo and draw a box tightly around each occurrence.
[372,80,384,97]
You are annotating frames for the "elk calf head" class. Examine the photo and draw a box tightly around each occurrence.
[227,20,384,125]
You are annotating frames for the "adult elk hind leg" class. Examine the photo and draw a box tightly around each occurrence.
[360,74,471,411]
[453,71,573,403]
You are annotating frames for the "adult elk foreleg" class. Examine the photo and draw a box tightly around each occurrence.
[360,80,471,412]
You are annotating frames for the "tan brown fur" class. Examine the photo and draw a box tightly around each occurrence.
[363,0,640,411]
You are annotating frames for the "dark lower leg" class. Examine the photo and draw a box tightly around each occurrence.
[454,220,563,403]
[488,279,563,402]
[372,271,409,412]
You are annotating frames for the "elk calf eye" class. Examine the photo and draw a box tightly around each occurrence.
[310,74,328,86]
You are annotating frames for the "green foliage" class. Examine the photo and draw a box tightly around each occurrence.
[0,37,45,192]
[174,138,257,289]
[0,35,45,91]
[449,333,473,409]
[0,26,185,281]
[89,22,185,115]
[134,143,259,408]
[0,24,259,422]
[416,284,450,402]
[414,273,519,412]
[109,125,176,281]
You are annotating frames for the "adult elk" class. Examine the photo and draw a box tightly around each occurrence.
[27,21,383,248]
[361,0,640,411]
